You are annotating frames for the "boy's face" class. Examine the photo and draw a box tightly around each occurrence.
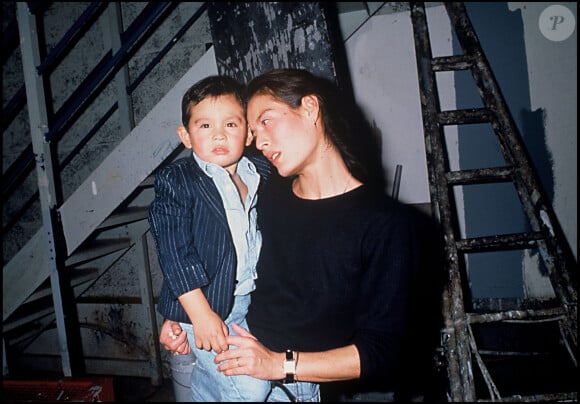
[177,94,252,174]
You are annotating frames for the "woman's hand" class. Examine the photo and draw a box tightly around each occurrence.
[214,323,285,381]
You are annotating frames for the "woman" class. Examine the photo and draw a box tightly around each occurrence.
[160,68,418,402]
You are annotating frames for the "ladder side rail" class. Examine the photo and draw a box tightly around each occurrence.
[409,3,476,401]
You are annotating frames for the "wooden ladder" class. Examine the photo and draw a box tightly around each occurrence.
[409,2,577,401]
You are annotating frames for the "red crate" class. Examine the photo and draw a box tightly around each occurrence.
[2,377,115,402]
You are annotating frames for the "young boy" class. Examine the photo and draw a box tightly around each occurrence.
[148,75,271,401]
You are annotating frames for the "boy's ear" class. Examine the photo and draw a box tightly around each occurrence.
[177,126,192,149]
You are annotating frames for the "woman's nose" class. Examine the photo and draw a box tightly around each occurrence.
[255,133,269,150]
[256,140,270,151]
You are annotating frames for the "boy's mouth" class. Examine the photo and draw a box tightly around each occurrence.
[213,146,229,154]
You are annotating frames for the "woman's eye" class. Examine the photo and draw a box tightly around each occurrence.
[262,118,270,126]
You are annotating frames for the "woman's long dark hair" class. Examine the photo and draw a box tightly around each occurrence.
[245,68,384,189]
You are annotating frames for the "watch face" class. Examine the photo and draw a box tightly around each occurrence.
[283,359,296,373]
[284,350,296,374]
[283,350,296,383]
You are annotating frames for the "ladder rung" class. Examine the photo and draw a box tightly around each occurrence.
[467,306,569,324]
[477,350,551,357]
[432,55,474,71]
[446,167,513,185]
[477,392,578,403]
[472,297,561,312]
[456,232,544,252]
[438,108,494,125]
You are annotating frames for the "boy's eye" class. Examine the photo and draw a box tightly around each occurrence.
[226,122,237,128]
[200,123,210,129]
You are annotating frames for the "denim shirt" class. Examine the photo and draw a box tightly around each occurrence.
[193,152,261,296]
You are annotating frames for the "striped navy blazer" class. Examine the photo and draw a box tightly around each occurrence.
[149,152,272,323]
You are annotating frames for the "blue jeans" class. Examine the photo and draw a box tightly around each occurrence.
[267,381,320,402]
[180,294,271,401]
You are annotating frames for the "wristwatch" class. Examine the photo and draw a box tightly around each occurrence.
[283,350,296,383]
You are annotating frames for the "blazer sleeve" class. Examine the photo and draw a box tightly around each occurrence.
[148,163,210,299]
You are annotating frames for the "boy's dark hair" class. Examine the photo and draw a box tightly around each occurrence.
[181,75,245,127]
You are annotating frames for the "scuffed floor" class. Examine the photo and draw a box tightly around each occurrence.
[113,376,176,402]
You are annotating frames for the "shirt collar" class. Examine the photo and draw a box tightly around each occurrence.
[192,151,255,178]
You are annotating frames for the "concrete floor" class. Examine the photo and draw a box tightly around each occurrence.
[113,376,176,402]
[1,374,177,403]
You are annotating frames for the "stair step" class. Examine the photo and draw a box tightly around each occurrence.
[65,238,132,267]
[3,268,100,333]
[98,206,150,229]
[139,175,155,187]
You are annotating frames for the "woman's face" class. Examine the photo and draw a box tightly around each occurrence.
[247,93,319,177]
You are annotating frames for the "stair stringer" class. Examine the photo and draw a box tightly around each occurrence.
[59,46,218,255]
[3,47,218,322]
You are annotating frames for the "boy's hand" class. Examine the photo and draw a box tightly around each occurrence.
[160,319,191,355]
[192,310,229,353]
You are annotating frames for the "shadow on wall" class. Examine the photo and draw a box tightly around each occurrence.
[394,204,447,402]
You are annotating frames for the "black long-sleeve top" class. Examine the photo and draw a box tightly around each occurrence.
[246,175,418,381]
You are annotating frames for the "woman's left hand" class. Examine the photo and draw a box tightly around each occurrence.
[214,323,284,381]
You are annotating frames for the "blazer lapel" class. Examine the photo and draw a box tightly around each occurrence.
[189,158,229,231]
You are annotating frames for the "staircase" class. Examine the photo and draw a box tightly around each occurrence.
[2,2,214,381]
[4,47,217,321]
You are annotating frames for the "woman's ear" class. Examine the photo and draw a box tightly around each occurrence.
[177,126,192,149]
[301,95,320,123]
[245,129,254,147]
